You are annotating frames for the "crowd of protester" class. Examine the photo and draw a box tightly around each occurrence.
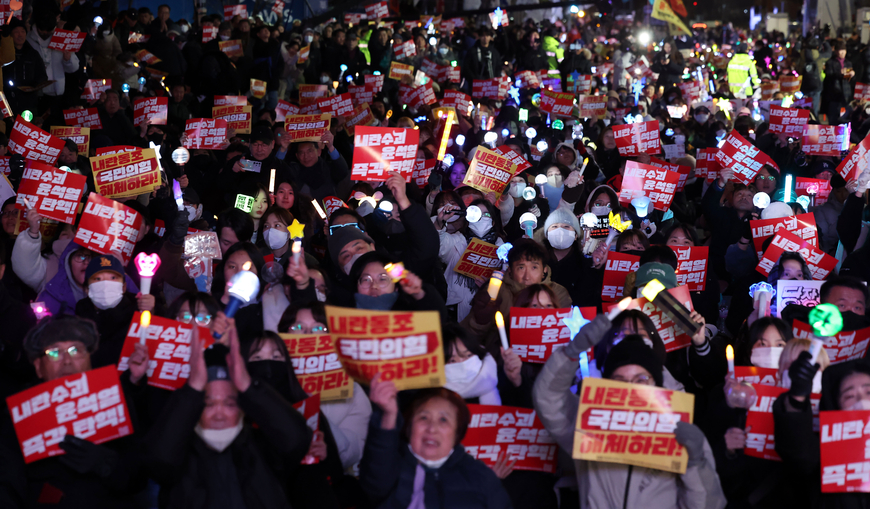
[2,1,870,507]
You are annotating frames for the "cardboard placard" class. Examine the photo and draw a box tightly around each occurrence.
[91,148,161,200]
[316,93,354,117]
[349,84,376,107]
[768,105,809,138]
[602,252,640,302]
[778,75,802,95]
[282,334,354,401]
[15,162,86,224]
[744,383,787,461]
[351,126,419,182]
[212,105,252,134]
[63,108,102,129]
[116,312,213,391]
[515,70,541,89]
[760,82,780,101]
[856,82,870,101]
[440,90,472,115]
[462,145,520,196]
[250,79,267,99]
[571,74,593,95]
[48,29,86,52]
[81,79,111,101]
[577,95,607,118]
[285,113,331,143]
[462,404,558,472]
[297,45,310,64]
[471,78,508,100]
[411,157,436,188]
[453,238,500,280]
[757,229,838,280]
[539,89,575,117]
[802,124,849,156]
[494,145,532,174]
[50,126,89,156]
[326,306,446,390]
[795,177,832,205]
[214,95,247,107]
[8,117,64,164]
[183,118,228,150]
[6,366,133,464]
[323,196,347,218]
[365,1,389,19]
[836,133,870,183]
[152,219,200,237]
[133,97,168,126]
[508,307,597,363]
[365,74,384,94]
[293,394,322,464]
[402,82,437,109]
[299,84,328,106]
[749,212,818,258]
[776,280,824,315]
[223,4,247,19]
[618,160,679,211]
[95,146,139,156]
[820,410,870,492]
[716,131,778,184]
[275,100,300,122]
[694,147,720,182]
[793,321,870,365]
[573,378,694,474]
[734,366,779,386]
[388,61,414,80]
[648,157,691,193]
[612,121,661,156]
[75,194,143,263]
[344,104,375,136]
[135,49,161,65]
[604,286,696,352]
[218,39,243,57]
[672,246,708,291]
[393,40,416,59]
[202,26,217,43]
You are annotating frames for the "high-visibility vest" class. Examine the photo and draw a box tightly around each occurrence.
[727,53,759,97]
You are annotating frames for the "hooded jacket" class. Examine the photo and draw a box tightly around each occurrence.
[36,242,139,317]
[12,233,69,293]
[26,25,80,96]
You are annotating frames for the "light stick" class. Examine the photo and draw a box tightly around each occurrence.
[312,200,327,219]
[134,253,161,295]
[139,310,151,345]
[172,180,184,211]
[269,169,276,193]
[606,297,632,320]
[640,279,702,337]
[385,262,406,282]
[495,311,509,350]
[487,271,504,300]
[437,110,455,161]
[215,263,260,339]
[519,212,537,238]
[726,344,735,376]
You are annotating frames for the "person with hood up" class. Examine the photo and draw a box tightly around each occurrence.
[532,208,601,307]
[443,322,501,405]
[503,174,551,242]
[27,12,80,124]
[533,315,726,509]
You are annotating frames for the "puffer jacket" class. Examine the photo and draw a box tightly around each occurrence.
[532,316,727,509]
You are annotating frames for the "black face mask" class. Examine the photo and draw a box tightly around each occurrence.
[621,249,645,258]
[246,360,294,401]
[840,310,870,332]
[147,133,164,145]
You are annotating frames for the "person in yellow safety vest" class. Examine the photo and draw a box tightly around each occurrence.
[727,42,759,98]
[359,28,372,65]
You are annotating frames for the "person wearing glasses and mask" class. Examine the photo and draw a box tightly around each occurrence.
[277,301,374,471]
[0,315,149,507]
[349,251,447,318]
[218,125,293,198]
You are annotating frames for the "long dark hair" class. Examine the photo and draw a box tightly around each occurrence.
[735,316,792,366]
[212,242,266,301]
[243,331,309,403]
[594,310,667,371]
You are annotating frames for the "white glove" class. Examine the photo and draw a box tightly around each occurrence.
[530,205,541,218]
[565,170,583,188]
[857,169,870,194]
[643,221,657,238]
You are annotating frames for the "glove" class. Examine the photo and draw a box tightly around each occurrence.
[787,350,819,398]
[530,205,541,218]
[564,170,583,188]
[58,435,119,478]
[562,313,612,359]
[167,207,191,246]
[857,168,870,194]
[428,171,443,190]
[471,286,501,325]
[674,421,706,468]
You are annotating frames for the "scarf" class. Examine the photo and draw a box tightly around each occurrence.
[195,419,244,452]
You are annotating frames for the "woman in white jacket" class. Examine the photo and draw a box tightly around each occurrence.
[11,207,74,294]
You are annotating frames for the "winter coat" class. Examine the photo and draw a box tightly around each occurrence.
[12,233,68,293]
[286,152,349,202]
[462,42,502,82]
[75,292,140,369]
[359,408,512,509]
[701,181,751,281]
[813,198,846,254]
[533,347,727,509]
[26,26,79,96]
[822,57,854,107]
[321,381,373,470]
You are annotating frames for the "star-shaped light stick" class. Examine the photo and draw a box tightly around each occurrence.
[561,306,591,340]
[287,219,306,263]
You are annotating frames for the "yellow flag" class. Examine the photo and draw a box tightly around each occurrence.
[651,0,692,37]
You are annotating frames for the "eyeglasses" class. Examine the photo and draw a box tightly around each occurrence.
[44,345,82,361]
[611,374,653,385]
[289,323,328,333]
[179,312,213,326]
[72,253,93,264]
[359,274,392,289]
[329,222,361,235]
[251,141,271,149]
[1,210,18,218]
[756,176,776,181]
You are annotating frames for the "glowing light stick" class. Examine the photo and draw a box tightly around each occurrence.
[291,239,302,263]
[580,213,598,228]
[784,174,793,203]
[606,297,632,320]
[561,306,590,339]
[173,180,184,211]
[216,264,260,339]
[631,196,651,218]
[534,174,547,198]
[437,110,455,161]
[726,344,735,376]
[495,311,509,350]
[487,270,504,300]
[139,310,151,345]
[134,252,161,295]
[809,303,843,338]
[466,205,482,223]
[269,169,276,193]
[753,192,770,209]
[519,212,537,238]
[312,200,327,219]
[384,262,406,282]
[640,279,702,337]
[522,187,537,200]
[749,281,773,318]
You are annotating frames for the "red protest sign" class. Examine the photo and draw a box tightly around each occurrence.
[856,83,870,101]
[515,70,541,89]
[152,219,200,237]
[117,312,213,391]
[648,157,691,193]
[299,84,329,106]
[441,90,472,115]
[135,49,162,66]
[393,40,416,59]
[95,146,139,156]
[462,404,558,473]
[778,75,802,95]
[48,29,86,52]
[695,148,720,183]
[571,74,593,95]
[835,134,870,182]
[133,97,168,125]
[716,131,778,184]
[820,410,870,492]
[15,162,86,224]
[734,366,779,386]
[577,95,607,119]
[344,104,375,136]
[316,93,354,117]
[5,366,133,464]
[349,85,375,107]
[81,79,111,101]
[605,286,695,352]
[412,157,436,188]
[74,193,143,264]
[214,95,247,107]
[202,26,217,43]
[749,212,818,258]
[283,334,353,401]
[218,39,243,57]
[293,394,322,464]
[768,105,809,138]
[403,82,437,109]
[793,321,870,365]
[744,384,789,461]
[212,105,252,134]
[351,126,419,182]
[471,78,509,100]
[184,118,228,150]
[275,100,300,122]
[612,121,661,156]
[618,160,679,211]
[272,0,284,15]
[223,4,247,19]
[802,124,849,156]
[508,307,596,363]
[285,113,330,143]
[672,246,708,291]
[8,117,64,165]
[365,1,389,19]
[462,146,520,196]
[91,148,161,200]
[602,252,640,302]
[453,238,500,280]
[365,74,384,94]
[760,82,780,101]
[796,177,832,205]
[757,229,837,280]
[388,61,414,80]
[540,89,575,117]
[63,107,102,129]
[50,126,89,156]
[323,196,348,218]
[494,145,532,174]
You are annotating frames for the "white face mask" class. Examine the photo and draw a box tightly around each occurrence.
[320,75,331,84]
[469,217,493,237]
[343,253,363,275]
[547,175,563,188]
[694,114,709,123]
[547,228,576,249]
[264,228,289,250]
[445,355,483,385]
[315,288,327,302]
[357,201,374,217]
[591,204,610,216]
[846,399,870,411]
[185,205,200,222]
[304,35,313,44]
[509,182,526,198]
[780,369,822,394]
[89,280,124,310]
[219,34,230,41]
[194,420,244,452]
[613,335,655,349]
[439,47,449,55]
[102,30,111,36]
[751,346,784,369]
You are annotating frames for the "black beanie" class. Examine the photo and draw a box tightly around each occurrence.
[602,335,664,387]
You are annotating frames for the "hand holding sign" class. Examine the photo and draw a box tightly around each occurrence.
[370,372,399,429]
